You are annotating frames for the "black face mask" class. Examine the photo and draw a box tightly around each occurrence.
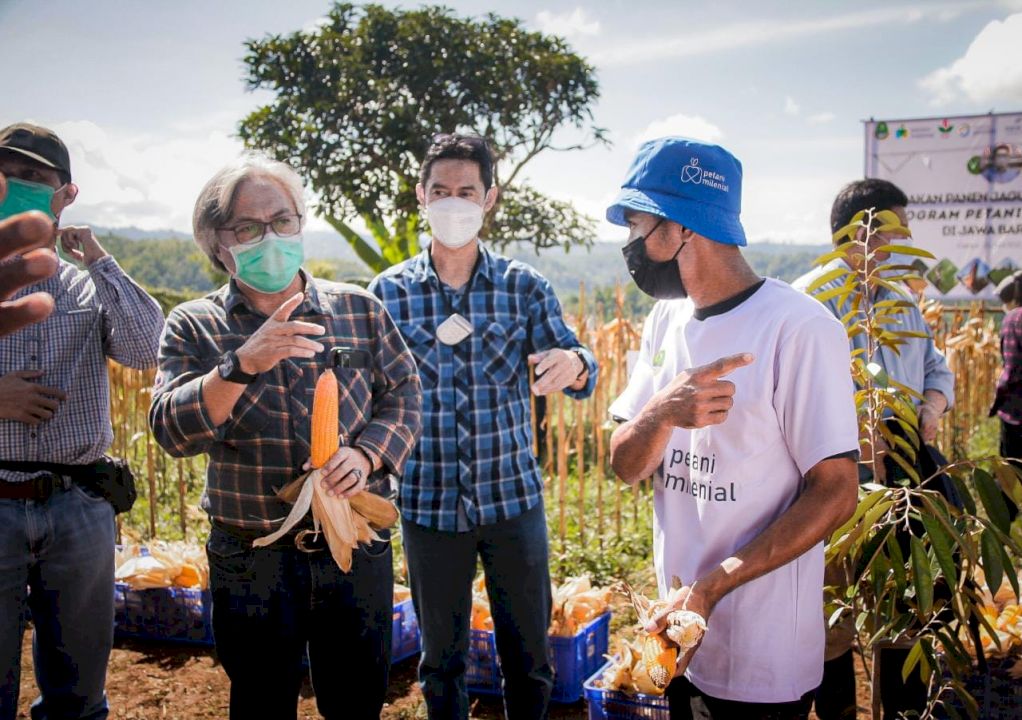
[621,219,687,299]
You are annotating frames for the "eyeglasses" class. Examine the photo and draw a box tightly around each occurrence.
[218,213,302,244]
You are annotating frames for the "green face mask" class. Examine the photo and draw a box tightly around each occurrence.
[229,235,304,294]
[0,178,57,220]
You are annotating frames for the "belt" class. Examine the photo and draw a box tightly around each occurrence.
[0,473,72,501]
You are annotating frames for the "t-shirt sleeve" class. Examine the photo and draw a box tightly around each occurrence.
[608,309,659,423]
[773,313,859,476]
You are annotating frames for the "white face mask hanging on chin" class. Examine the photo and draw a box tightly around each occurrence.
[426,196,484,249]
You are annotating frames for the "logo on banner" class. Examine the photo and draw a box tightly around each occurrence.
[874,122,890,140]
[958,123,971,138]
[896,124,910,139]
[938,119,954,136]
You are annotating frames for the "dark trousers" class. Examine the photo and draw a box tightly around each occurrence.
[206,525,393,720]
[402,502,553,720]
[814,650,857,720]
[667,676,814,720]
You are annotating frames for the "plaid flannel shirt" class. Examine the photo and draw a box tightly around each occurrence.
[0,256,163,481]
[368,246,598,531]
[149,272,422,532]
[996,306,1022,424]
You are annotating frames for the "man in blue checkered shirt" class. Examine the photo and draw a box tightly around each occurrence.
[369,134,598,720]
[0,123,164,720]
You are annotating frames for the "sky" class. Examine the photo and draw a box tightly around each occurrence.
[2,0,1021,246]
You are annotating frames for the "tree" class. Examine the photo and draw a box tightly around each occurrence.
[239,3,607,273]
[811,210,1022,717]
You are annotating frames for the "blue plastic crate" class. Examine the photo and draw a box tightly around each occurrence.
[391,597,420,663]
[583,659,670,720]
[468,611,611,704]
[113,582,214,646]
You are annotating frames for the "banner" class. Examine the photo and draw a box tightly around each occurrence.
[864,112,1022,300]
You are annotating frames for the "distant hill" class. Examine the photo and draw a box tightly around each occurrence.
[90,227,829,298]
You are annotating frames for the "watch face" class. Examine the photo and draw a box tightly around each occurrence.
[220,353,235,378]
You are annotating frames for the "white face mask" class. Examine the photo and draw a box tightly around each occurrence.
[426,196,484,249]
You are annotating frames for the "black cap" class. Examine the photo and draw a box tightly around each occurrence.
[0,123,71,184]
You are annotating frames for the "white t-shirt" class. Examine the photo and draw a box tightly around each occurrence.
[609,278,858,703]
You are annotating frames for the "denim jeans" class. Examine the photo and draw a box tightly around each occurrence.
[0,483,115,720]
[206,524,394,720]
[402,502,553,720]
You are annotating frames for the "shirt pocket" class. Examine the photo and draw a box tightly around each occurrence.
[400,323,439,390]
[482,322,528,386]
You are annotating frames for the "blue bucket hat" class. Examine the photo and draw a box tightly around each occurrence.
[607,137,746,246]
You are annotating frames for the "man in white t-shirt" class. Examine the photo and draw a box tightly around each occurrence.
[607,137,860,719]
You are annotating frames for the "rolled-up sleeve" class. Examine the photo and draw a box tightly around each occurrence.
[91,256,165,369]
[148,307,226,457]
[353,297,423,476]
[526,273,598,400]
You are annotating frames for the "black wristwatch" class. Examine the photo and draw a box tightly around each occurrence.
[573,349,588,381]
[218,350,258,385]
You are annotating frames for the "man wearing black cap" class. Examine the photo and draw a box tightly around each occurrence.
[607,137,860,719]
[0,123,164,720]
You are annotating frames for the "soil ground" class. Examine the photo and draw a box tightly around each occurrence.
[16,630,873,719]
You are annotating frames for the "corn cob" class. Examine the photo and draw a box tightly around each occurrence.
[641,632,677,690]
[310,369,340,468]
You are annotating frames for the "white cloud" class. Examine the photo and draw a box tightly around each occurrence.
[784,96,800,116]
[807,112,836,125]
[48,119,245,232]
[633,114,724,146]
[919,13,1022,104]
[592,3,986,67]
[535,8,601,39]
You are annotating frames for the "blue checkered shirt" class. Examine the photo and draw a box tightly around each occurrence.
[368,246,598,531]
[0,256,164,481]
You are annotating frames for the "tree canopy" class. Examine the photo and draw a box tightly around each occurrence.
[239,2,606,271]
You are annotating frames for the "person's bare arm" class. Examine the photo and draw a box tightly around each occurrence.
[610,353,753,485]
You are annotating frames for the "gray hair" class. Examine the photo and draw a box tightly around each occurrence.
[192,152,307,272]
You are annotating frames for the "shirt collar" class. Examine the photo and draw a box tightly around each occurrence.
[224,268,324,316]
[411,243,497,289]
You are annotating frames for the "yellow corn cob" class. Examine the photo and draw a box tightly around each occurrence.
[642,633,677,690]
[310,370,340,468]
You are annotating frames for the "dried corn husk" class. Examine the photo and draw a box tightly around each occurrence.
[616,578,707,690]
[470,574,610,636]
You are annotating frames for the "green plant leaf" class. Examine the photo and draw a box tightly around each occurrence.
[980,527,1004,595]
[973,468,1011,534]
[807,266,851,294]
[920,512,958,588]
[901,639,924,684]
[910,536,933,615]
[874,244,933,258]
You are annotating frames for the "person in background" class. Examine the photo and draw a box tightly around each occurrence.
[0,122,164,720]
[993,270,1022,516]
[149,153,421,720]
[369,133,597,720]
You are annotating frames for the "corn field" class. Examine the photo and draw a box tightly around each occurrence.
[107,289,1004,547]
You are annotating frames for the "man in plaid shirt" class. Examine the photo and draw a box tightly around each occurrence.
[149,154,421,720]
[370,134,597,720]
[0,124,164,720]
